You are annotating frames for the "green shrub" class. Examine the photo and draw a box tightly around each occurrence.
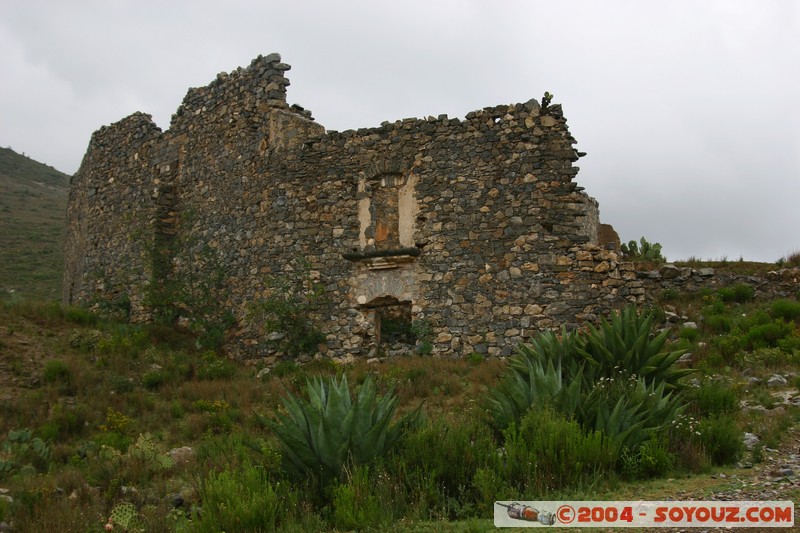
[194,463,296,532]
[690,382,738,417]
[703,314,732,334]
[472,467,514,515]
[93,432,131,453]
[63,306,98,326]
[752,389,778,410]
[777,335,800,354]
[394,417,497,517]
[41,403,89,440]
[737,347,800,368]
[660,288,679,302]
[467,352,484,365]
[197,352,236,380]
[717,284,754,303]
[707,334,746,366]
[265,374,421,485]
[745,320,794,349]
[697,415,743,466]
[42,359,72,385]
[771,299,800,321]
[107,375,134,395]
[582,375,685,452]
[776,250,800,268]
[620,437,675,479]
[679,327,700,342]
[502,407,617,494]
[270,360,299,377]
[411,319,434,355]
[141,370,168,390]
[194,432,281,475]
[332,464,386,530]
[705,299,727,315]
[740,309,772,328]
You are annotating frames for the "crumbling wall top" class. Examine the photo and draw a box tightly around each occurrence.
[168,52,314,132]
[89,112,162,149]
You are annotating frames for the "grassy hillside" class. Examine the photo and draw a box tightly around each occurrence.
[0,147,71,301]
[0,290,798,530]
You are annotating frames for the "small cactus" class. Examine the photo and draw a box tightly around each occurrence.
[621,237,665,263]
[128,434,175,470]
[108,502,145,532]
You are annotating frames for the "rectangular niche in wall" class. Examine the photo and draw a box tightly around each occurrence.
[357,164,419,253]
[372,178,401,249]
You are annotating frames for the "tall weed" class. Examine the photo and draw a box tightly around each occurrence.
[502,407,616,495]
[194,463,296,532]
[697,415,743,466]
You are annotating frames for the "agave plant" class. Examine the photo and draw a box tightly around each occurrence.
[487,305,693,451]
[580,377,685,451]
[487,355,583,431]
[514,327,588,382]
[577,305,694,391]
[266,374,421,483]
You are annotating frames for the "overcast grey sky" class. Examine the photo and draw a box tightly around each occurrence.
[1,0,798,262]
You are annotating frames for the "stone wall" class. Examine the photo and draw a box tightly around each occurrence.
[639,264,800,301]
[73,53,783,363]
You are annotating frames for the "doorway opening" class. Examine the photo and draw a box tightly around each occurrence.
[364,296,413,347]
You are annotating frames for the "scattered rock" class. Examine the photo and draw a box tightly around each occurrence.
[334,354,355,365]
[743,432,760,450]
[168,446,195,465]
[266,331,285,342]
[682,321,698,329]
[169,493,185,508]
[256,367,270,379]
[767,374,787,387]
[659,264,680,279]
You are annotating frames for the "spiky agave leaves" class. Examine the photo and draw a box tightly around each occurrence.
[266,374,421,484]
[515,327,590,383]
[580,378,686,452]
[488,305,693,451]
[577,306,695,391]
[487,355,583,432]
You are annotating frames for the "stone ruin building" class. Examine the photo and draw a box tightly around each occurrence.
[64,53,643,363]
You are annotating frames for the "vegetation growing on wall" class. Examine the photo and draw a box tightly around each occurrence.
[248,261,327,358]
[144,209,234,351]
[620,236,665,263]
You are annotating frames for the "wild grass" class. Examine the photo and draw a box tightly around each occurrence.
[0,148,70,301]
[0,295,798,530]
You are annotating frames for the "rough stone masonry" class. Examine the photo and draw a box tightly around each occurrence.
[64,53,647,363]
